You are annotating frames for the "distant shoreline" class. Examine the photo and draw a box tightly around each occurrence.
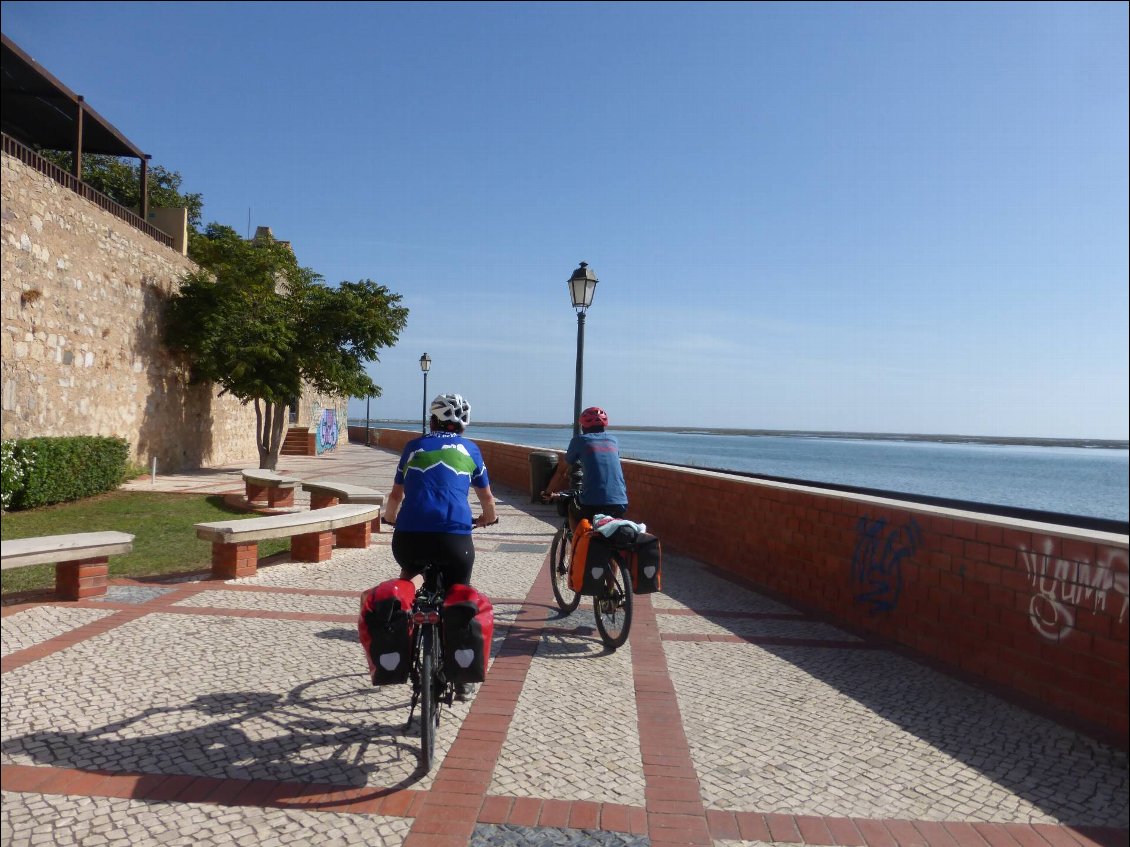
[349,419,1128,450]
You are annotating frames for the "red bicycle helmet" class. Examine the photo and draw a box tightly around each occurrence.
[579,406,609,428]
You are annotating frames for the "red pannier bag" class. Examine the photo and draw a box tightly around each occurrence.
[358,578,415,685]
[570,519,617,595]
[441,584,493,684]
[623,532,662,594]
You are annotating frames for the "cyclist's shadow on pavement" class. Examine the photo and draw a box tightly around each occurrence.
[1,678,428,792]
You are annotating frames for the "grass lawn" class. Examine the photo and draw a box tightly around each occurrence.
[1,491,290,596]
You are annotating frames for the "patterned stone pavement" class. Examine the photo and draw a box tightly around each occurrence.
[1,442,1127,847]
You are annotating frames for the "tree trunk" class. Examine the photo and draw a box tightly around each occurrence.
[254,399,288,470]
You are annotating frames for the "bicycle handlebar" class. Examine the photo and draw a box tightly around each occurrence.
[383,517,498,528]
[541,489,578,503]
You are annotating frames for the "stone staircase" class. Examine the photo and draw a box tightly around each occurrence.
[280,427,312,457]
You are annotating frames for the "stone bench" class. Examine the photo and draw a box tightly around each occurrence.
[300,479,385,534]
[241,469,301,508]
[195,503,381,579]
[0,531,135,600]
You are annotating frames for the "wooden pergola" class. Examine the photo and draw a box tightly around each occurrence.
[1,32,153,218]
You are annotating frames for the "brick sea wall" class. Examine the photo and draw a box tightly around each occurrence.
[362,425,1130,745]
[2,152,259,470]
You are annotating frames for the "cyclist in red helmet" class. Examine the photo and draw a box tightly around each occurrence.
[542,405,628,525]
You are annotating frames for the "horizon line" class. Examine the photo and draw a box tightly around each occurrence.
[344,418,1129,448]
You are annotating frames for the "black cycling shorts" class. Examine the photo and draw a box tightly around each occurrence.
[391,531,475,587]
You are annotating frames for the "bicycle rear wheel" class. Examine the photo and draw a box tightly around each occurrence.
[594,559,633,650]
[420,627,439,771]
[549,523,581,614]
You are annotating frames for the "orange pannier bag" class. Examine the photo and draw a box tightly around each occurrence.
[570,519,617,595]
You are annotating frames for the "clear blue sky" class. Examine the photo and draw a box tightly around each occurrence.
[3,2,1127,439]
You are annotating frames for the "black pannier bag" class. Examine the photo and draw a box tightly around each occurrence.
[624,533,662,594]
[571,526,618,596]
[442,584,494,684]
[358,578,415,685]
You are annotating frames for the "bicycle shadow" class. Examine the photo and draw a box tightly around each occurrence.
[536,626,612,660]
[0,675,437,794]
[541,596,632,658]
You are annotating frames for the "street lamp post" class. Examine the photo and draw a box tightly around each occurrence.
[419,353,431,434]
[567,261,599,487]
[365,396,371,447]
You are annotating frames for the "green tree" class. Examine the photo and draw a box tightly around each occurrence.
[36,151,204,231]
[165,224,408,469]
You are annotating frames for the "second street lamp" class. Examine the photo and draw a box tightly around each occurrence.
[419,353,431,434]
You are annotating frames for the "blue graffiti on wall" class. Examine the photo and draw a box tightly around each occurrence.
[315,408,339,455]
[850,515,922,614]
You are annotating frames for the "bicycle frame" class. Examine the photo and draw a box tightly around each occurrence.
[403,567,453,773]
[405,570,451,726]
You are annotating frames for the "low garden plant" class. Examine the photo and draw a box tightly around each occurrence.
[2,436,130,510]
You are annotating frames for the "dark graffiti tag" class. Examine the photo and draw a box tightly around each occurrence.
[850,516,922,614]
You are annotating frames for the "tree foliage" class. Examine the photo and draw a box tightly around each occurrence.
[164,224,409,468]
[36,150,204,231]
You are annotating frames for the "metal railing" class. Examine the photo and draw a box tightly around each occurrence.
[2,133,175,249]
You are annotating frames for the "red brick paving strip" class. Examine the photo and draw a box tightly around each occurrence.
[912,820,963,846]
[631,595,712,846]
[863,817,910,846]
[795,813,838,845]
[705,809,742,840]
[0,763,429,814]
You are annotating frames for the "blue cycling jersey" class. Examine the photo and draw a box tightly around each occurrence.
[566,432,628,507]
[393,432,491,534]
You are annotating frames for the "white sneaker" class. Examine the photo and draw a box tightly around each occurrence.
[454,682,477,701]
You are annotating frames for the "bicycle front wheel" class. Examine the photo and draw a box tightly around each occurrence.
[594,559,633,650]
[549,523,581,614]
[420,627,439,771]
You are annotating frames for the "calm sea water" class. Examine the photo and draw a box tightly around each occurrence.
[355,422,1129,523]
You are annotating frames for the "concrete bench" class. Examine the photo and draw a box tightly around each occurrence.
[0,531,135,600]
[241,469,301,508]
[195,503,381,579]
[301,479,385,534]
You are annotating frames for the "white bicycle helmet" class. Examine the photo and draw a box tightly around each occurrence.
[430,393,471,427]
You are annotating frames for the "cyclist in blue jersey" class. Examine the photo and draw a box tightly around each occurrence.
[542,406,628,527]
[384,392,497,584]
[383,393,496,700]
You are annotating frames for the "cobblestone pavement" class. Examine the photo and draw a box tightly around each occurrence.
[2,442,1127,847]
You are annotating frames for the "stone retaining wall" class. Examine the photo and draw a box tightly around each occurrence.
[360,425,1130,746]
[2,151,259,470]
